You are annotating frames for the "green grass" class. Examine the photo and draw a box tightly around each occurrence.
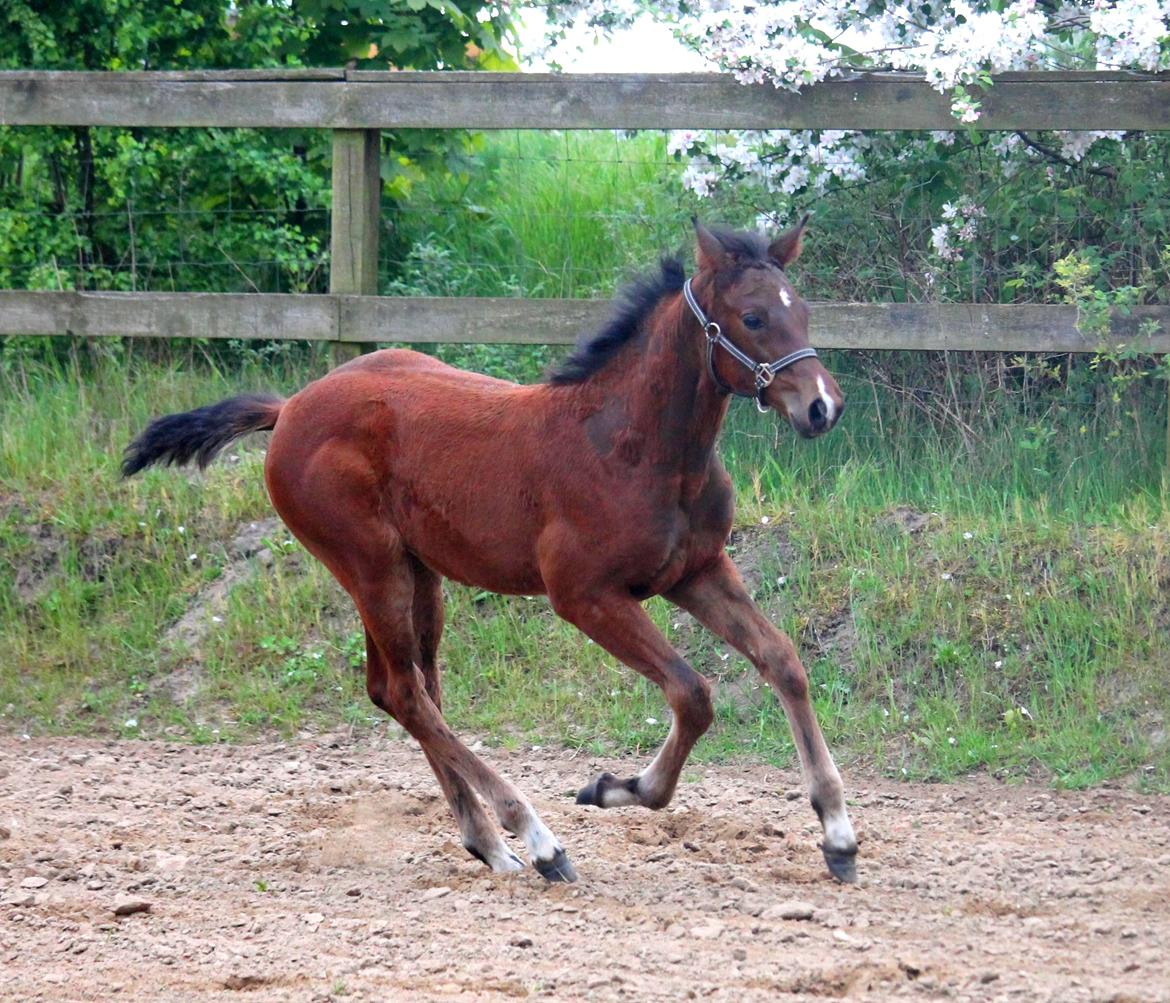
[388,131,696,299]
[1,342,1167,791]
[1,129,1168,792]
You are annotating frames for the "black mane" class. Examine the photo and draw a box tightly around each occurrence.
[546,227,772,386]
[547,257,686,386]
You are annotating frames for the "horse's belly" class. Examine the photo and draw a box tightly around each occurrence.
[390,487,548,596]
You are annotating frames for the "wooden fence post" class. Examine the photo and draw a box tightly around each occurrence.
[329,128,381,365]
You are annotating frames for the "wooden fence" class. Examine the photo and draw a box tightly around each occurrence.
[1,69,1169,365]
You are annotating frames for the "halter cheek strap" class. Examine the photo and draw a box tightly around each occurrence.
[683,277,818,413]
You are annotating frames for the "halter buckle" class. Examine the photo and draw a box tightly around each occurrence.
[754,365,774,413]
[704,321,721,343]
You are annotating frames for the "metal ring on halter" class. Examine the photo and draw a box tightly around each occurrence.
[753,366,775,413]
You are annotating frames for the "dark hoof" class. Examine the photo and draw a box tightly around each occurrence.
[575,772,617,806]
[534,848,578,883]
[823,845,858,884]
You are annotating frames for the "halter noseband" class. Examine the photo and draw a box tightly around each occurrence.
[683,277,818,414]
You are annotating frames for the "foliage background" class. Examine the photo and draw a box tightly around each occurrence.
[0,3,1167,788]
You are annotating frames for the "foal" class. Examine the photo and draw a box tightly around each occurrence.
[124,219,858,883]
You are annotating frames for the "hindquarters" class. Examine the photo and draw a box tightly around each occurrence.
[264,352,564,596]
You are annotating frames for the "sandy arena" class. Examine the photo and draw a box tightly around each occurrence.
[1,734,1167,1002]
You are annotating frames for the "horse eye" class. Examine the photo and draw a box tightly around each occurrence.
[742,314,764,331]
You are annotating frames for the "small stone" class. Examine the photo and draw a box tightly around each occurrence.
[0,824,11,840]
[739,896,765,918]
[345,887,362,897]
[302,912,325,925]
[763,900,815,921]
[421,886,451,902]
[784,789,803,801]
[899,956,927,979]
[691,920,724,940]
[509,936,533,948]
[223,974,268,991]
[20,876,49,889]
[112,897,151,917]
[6,894,36,907]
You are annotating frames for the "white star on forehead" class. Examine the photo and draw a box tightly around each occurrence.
[779,288,792,308]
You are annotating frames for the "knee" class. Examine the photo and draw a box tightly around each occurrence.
[670,667,714,733]
[766,655,809,702]
[366,676,392,714]
[758,632,808,701]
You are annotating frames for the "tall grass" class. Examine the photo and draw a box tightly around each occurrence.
[1,131,1167,790]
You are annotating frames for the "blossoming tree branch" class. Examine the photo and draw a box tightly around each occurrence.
[533,1,1170,294]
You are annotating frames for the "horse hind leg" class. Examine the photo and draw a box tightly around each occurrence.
[364,629,522,874]
[359,562,576,882]
[409,557,445,710]
[265,450,573,881]
[395,562,525,874]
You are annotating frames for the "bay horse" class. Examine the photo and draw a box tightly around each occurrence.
[123,218,858,884]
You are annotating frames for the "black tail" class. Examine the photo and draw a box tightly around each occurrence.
[121,394,285,477]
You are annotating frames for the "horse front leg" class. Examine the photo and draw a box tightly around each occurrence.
[547,588,714,811]
[667,553,858,882]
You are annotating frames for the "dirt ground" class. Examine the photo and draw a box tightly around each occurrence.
[1,734,1167,1003]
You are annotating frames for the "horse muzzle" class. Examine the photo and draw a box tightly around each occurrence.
[765,365,845,439]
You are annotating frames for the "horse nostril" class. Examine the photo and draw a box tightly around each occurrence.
[809,398,828,431]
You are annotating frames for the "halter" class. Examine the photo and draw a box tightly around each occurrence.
[682,277,818,413]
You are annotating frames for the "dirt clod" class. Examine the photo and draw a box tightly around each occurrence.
[112,896,152,916]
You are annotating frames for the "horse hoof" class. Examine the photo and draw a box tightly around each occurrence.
[823,846,858,884]
[575,772,616,806]
[534,848,578,883]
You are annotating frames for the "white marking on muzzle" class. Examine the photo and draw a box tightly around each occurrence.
[815,374,836,423]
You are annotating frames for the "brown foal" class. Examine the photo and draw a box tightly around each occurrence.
[123,219,858,883]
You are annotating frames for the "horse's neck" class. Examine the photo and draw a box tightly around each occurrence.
[587,295,730,476]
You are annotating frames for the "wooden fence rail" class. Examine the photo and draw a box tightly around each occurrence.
[2,70,1169,131]
[2,290,1168,354]
[1,69,1169,364]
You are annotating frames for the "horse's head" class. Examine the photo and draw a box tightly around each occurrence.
[691,217,843,438]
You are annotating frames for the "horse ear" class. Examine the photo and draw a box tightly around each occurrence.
[692,217,730,272]
[768,212,810,269]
